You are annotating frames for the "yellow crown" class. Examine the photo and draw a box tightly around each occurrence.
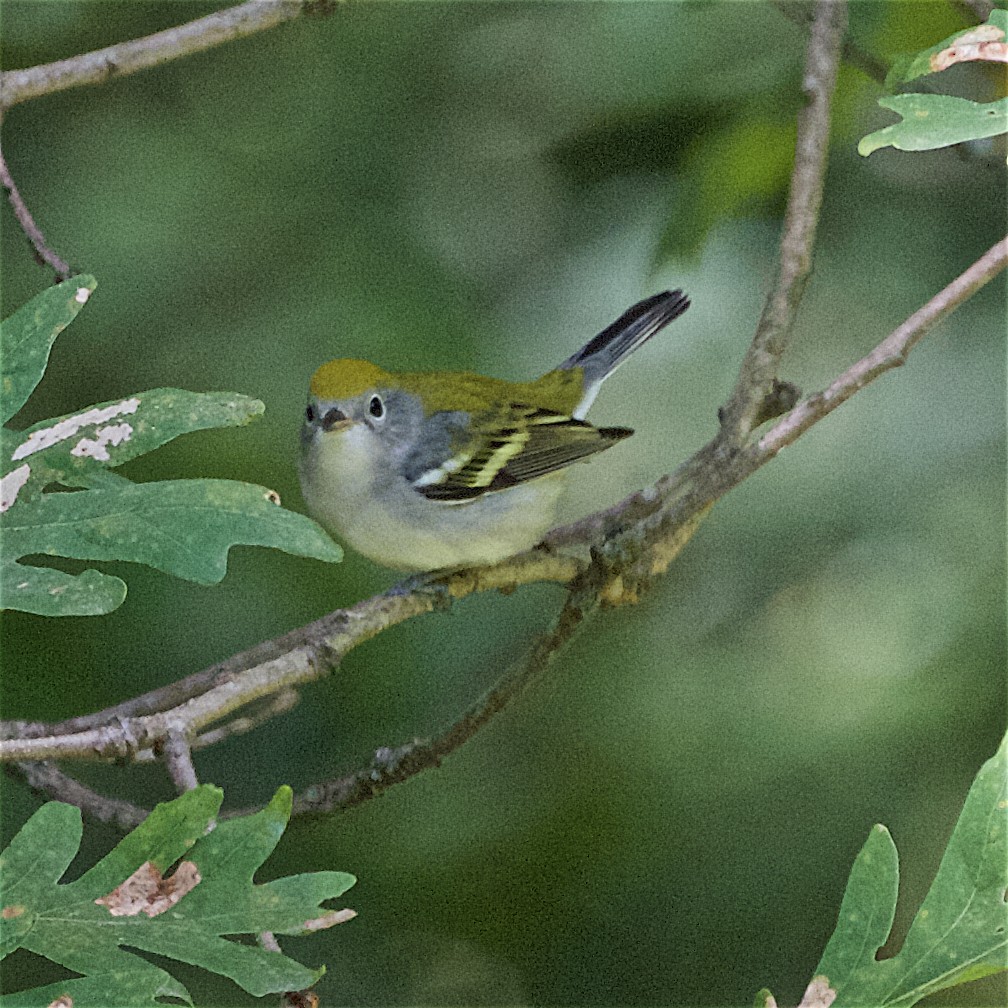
[309,358,390,400]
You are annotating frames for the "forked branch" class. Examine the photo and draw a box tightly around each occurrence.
[4,1,1005,825]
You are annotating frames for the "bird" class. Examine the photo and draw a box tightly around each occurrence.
[298,289,690,571]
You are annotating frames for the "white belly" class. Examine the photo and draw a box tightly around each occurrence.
[298,423,563,571]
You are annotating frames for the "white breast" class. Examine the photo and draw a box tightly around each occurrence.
[298,423,564,571]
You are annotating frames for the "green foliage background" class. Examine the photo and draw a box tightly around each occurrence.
[1,2,1004,1005]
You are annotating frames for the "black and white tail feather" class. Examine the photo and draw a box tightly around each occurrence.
[561,289,690,419]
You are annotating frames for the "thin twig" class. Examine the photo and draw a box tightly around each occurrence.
[14,761,147,829]
[0,0,330,111]
[0,551,580,763]
[719,0,847,446]
[773,0,887,85]
[285,578,601,816]
[756,237,1008,459]
[0,140,72,281]
[156,728,200,793]
[189,689,301,751]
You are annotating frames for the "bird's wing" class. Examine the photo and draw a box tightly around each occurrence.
[412,404,632,503]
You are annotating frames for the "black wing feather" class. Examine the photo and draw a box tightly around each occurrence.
[416,406,632,502]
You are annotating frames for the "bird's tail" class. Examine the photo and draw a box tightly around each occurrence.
[560,290,690,418]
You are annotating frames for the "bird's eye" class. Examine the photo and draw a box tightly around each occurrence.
[368,395,384,419]
[322,407,347,430]
[305,404,316,423]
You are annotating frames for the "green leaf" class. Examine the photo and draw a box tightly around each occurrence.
[813,824,900,1000]
[2,479,343,612]
[6,388,265,501]
[858,94,1008,156]
[0,564,127,618]
[1,283,342,616]
[773,732,1008,1007]
[0,968,191,1008]
[0,785,357,1006]
[0,277,96,425]
[887,9,1008,86]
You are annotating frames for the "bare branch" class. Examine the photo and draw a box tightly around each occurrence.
[773,1,887,85]
[0,550,580,763]
[719,0,847,445]
[285,577,601,816]
[756,237,1008,459]
[189,689,301,751]
[15,761,147,829]
[156,728,200,793]
[0,0,333,111]
[0,139,72,281]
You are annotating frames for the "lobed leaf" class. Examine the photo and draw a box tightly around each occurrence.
[1,281,342,616]
[761,732,1008,1006]
[886,9,1008,87]
[2,479,343,613]
[0,277,96,425]
[0,563,127,617]
[858,94,1008,156]
[0,785,356,1006]
[5,387,265,502]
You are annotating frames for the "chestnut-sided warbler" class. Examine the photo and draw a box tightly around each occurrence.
[298,290,690,571]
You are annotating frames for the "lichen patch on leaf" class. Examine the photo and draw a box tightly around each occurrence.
[94,860,201,918]
[12,397,141,461]
[932,24,1008,72]
[0,463,31,512]
[71,422,134,461]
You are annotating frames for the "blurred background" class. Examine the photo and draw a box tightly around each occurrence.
[1,2,1005,1005]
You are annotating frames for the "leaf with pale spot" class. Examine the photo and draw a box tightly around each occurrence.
[1,279,342,616]
[0,786,356,1006]
[859,94,1008,156]
[758,732,1008,1006]
[0,276,96,425]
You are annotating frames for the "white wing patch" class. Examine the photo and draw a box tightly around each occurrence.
[413,451,472,488]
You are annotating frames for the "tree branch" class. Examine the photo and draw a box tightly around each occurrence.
[773,1,887,85]
[719,0,847,446]
[13,761,148,829]
[283,576,602,816]
[156,728,200,793]
[0,0,333,111]
[0,550,580,763]
[5,0,1003,828]
[0,138,72,281]
[755,237,1008,459]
